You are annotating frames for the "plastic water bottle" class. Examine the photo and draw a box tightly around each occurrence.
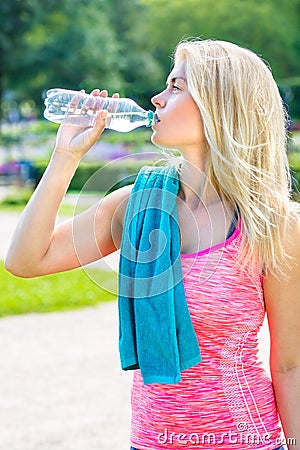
[43,88,157,132]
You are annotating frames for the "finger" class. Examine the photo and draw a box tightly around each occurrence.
[92,97,103,116]
[98,109,108,123]
[112,93,120,98]
[81,94,95,115]
[65,92,84,118]
[91,89,100,96]
[89,110,108,142]
[99,90,108,97]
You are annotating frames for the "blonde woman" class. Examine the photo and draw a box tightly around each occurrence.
[5,40,300,449]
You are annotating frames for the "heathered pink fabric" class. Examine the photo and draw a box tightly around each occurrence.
[130,220,283,449]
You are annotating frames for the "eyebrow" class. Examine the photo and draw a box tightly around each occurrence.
[166,76,187,86]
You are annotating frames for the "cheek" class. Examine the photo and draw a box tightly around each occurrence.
[189,105,205,141]
[151,100,205,146]
[192,116,205,140]
[179,111,204,142]
[176,100,203,132]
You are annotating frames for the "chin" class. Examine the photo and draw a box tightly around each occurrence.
[151,132,173,149]
[150,132,161,147]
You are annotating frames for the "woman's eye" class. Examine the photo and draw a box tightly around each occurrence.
[172,85,180,92]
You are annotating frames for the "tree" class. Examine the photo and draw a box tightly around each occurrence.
[143,0,300,77]
[1,0,122,119]
[2,0,299,121]
[0,0,40,121]
[142,0,300,117]
[106,0,164,108]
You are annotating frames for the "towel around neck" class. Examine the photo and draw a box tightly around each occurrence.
[118,164,201,385]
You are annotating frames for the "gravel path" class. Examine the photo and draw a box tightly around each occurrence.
[0,304,132,450]
[0,206,272,450]
[0,209,131,450]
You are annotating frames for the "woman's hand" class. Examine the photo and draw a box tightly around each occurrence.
[54,89,119,161]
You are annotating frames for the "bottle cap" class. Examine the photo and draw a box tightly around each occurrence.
[147,111,158,127]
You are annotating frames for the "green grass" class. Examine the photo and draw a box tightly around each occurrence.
[0,203,27,213]
[0,202,88,216]
[0,188,93,216]
[0,261,117,317]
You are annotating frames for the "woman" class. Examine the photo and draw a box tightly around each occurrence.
[5,40,300,449]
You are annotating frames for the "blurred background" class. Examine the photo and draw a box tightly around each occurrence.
[0,0,300,199]
[1,0,300,119]
[0,1,299,448]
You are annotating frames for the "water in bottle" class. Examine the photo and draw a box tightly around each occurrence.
[43,88,158,132]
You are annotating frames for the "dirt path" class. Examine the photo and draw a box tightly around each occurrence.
[0,302,132,450]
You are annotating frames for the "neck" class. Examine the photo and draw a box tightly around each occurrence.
[178,150,219,208]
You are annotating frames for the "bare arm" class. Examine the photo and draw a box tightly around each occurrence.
[263,214,300,449]
[5,89,129,278]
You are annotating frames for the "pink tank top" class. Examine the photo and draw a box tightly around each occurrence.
[130,219,283,449]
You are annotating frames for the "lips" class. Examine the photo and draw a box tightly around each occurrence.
[154,113,161,124]
[152,113,160,128]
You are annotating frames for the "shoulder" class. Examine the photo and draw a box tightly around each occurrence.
[99,164,167,225]
[263,211,300,285]
[262,211,300,317]
[108,184,133,227]
[109,182,133,205]
[280,211,300,264]
[94,183,133,226]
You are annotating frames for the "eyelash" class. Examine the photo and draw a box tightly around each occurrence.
[172,85,180,92]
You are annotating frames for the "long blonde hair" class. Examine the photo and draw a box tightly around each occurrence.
[174,39,299,276]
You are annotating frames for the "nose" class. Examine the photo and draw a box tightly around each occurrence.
[151,90,167,109]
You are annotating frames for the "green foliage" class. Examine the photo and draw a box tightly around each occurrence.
[105,0,164,109]
[143,0,300,79]
[0,119,58,139]
[0,187,33,206]
[33,159,150,193]
[103,129,152,146]
[289,152,300,171]
[0,134,21,147]
[0,261,116,317]
[288,147,300,194]
[142,0,300,117]
[22,1,120,106]
[0,0,162,117]
[1,0,299,120]
[289,156,300,194]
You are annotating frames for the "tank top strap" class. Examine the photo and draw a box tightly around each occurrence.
[226,208,239,239]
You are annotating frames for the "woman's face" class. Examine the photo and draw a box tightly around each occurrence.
[151,60,206,153]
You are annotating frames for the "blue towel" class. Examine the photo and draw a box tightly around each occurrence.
[118,165,201,385]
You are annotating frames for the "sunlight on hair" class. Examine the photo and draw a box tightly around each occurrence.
[174,39,300,277]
